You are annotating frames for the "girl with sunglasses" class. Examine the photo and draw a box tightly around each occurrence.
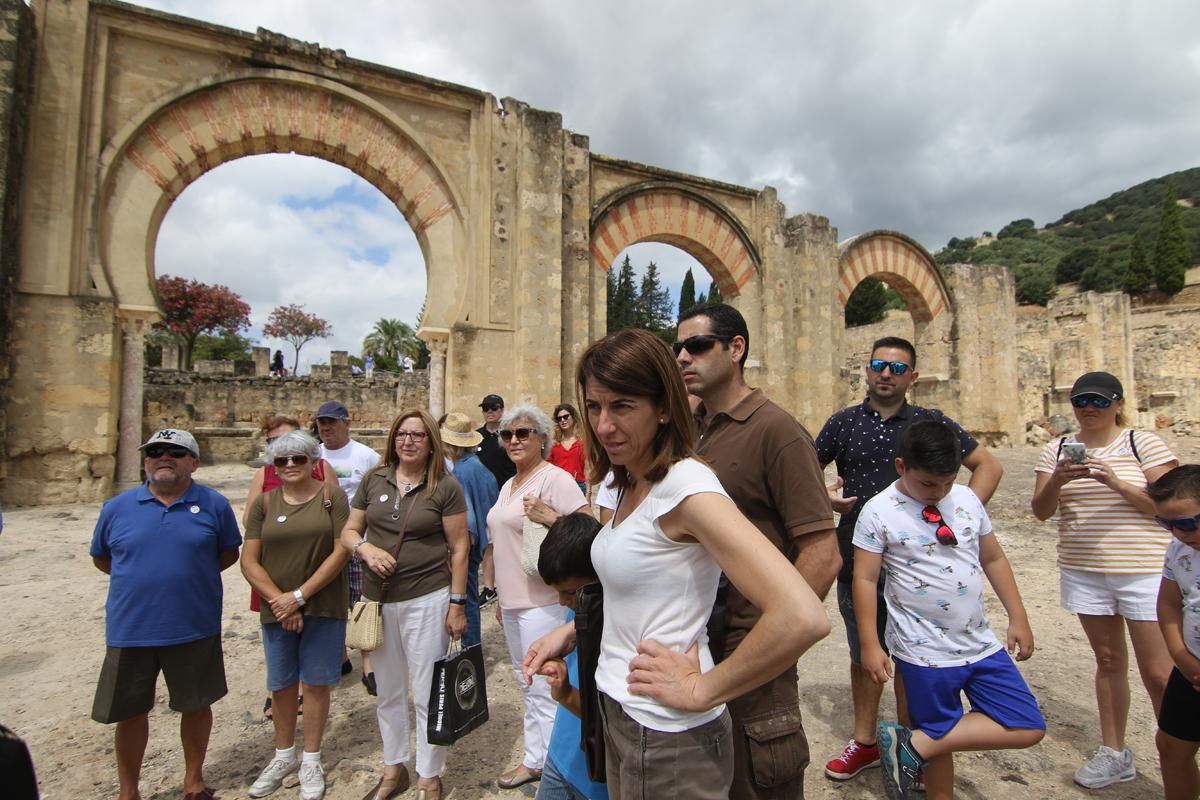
[1032,371,1179,789]
[486,404,589,790]
[549,403,589,497]
[241,430,351,800]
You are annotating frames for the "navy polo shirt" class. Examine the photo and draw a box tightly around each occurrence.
[815,400,977,583]
[90,481,242,647]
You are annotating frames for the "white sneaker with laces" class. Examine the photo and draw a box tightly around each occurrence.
[1074,746,1135,789]
[299,760,326,800]
[248,757,299,798]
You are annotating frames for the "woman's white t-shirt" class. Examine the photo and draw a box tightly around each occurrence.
[591,458,728,732]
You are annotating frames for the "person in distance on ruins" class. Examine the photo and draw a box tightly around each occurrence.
[675,302,840,799]
[89,429,242,800]
[814,336,1002,789]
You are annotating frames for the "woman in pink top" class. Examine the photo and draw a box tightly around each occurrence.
[486,403,588,790]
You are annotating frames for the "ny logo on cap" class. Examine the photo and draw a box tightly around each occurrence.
[156,430,176,440]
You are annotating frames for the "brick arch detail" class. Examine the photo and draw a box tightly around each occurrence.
[589,185,760,297]
[96,69,468,329]
[837,231,952,323]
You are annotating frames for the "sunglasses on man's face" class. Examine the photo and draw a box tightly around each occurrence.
[482,404,502,412]
[868,359,911,375]
[273,454,310,468]
[1071,395,1113,409]
[672,334,731,357]
[921,505,958,547]
[144,445,191,459]
[499,428,534,443]
[1155,514,1200,534]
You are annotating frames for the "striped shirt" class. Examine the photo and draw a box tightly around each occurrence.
[1035,429,1176,573]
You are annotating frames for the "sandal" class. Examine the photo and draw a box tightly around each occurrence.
[415,776,442,800]
[361,765,409,800]
[497,765,541,789]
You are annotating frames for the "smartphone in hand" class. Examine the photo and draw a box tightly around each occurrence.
[1062,442,1087,465]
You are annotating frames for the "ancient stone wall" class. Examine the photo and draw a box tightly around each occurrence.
[1130,304,1200,435]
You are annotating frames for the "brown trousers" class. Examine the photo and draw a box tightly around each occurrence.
[727,665,809,800]
[599,692,733,800]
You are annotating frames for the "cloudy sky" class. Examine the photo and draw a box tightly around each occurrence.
[146,0,1200,371]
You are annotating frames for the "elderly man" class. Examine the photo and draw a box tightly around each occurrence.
[90,429,241,800]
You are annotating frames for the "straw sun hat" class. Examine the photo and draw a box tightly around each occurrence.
[440,411,483,448]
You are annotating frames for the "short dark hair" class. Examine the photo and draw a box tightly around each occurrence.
[898,420,961,474]
[678,302,749,368]
[1147,465,1200,504]
[872,336,917,369]
[538,512,602,586]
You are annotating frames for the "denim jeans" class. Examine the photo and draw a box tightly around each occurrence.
[464,534,484,647]
[535,756,593,800]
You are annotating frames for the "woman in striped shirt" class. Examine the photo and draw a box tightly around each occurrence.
[1032,371,1179,789]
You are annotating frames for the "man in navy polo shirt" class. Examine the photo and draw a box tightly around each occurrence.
[815,336,1003,787]
[90,428,241,800]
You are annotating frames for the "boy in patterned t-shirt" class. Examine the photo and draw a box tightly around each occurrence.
[853,420,1046,800]
[1147,465,1200,800]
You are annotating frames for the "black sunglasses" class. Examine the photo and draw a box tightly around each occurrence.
[1156,514,1200,534]
[273,454,311,468]
[555,413,572,422]
[869,359,911,375]
[1071,395,1113,409]
[672,334,731,357]
[499,427,534,443]
[482,404,502,412]
[144,444,191,459]
[921,505,958,547]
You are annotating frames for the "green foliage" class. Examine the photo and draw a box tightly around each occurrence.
[153,275,251,370]
[1055,245,1099,283]
[606,255,680,341]
[707,281,723,304]
[1124,233,1153,294]
[998,219,1036,239]
[262,304,332,374]
[363,317,423,372]
[844,279,889,327]
[1079,245,1129,293]
[192,332,253,362]
[636,262,674,332]
[678,268,697,316]
[606,255,639,331]
[1154,181,1191,295]
[1014,264,1056,306]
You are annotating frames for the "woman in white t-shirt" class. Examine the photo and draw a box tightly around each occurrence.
[1032,370,1178,789]
[525,328,829,798]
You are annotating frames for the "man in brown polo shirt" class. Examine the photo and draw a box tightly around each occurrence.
[675,303,840,800]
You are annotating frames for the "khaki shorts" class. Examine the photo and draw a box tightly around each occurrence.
[91,635,227,724]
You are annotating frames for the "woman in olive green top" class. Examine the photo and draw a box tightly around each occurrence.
[342,409,470,800]
[241,430,351,800]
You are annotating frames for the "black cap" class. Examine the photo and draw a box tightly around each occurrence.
[479,394,504,408]
[1070,372,1123,401]
[315,400,350,420]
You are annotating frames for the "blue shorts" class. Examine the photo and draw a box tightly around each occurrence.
[895,649,1045,740]
[261,615,347,691]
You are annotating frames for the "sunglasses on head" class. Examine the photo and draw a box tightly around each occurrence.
[921,505,958,547]
[868,359,911,375]
[1155,514,1200,534]
[272,454,310,468]
[499,427,534,443]
[1071,395,1113,409]
[144,444,191,459]
[482,404,502,412]
[672,334,731,357]
[555,413,572,422]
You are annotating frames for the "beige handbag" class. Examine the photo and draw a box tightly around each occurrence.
[519,471,553,577]
[346,491,414,651]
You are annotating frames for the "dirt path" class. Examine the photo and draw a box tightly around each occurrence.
[4,438,1198,799]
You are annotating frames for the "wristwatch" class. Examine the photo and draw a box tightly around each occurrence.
[293,589,306,607]
[448,593,467,605]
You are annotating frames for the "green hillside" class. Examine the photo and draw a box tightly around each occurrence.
[932,166,1200,305]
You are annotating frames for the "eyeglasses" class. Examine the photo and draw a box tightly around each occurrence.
[868,359,911,375]
[144,445,191,459]
[272,454,311,468]
[672,334,732,357]
[1155,514,1200,534]
[1071,395,1113,409]
[482,404,502,412]
[499,427,534,443]
[395,431,429,442]
[921,505,958,547]
[555,413,572,422]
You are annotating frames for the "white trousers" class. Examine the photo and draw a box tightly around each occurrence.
[375,588,450,778]
[501,603,567,770]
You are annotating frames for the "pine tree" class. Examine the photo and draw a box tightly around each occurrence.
[678,268,697,317]
[707,281,723,304]
[636,261,673,332]
[1154,181,1191,295]
[1124,233,1153,295]
[607,254,638,330]
[844,278,889,327]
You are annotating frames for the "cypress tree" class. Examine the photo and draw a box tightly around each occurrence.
[1154,182,1190,295]
[637,261,673,332]
[1124,233,1153,294]
[707,281,723,304]
[607,255,638,330]
[678,268,697,316]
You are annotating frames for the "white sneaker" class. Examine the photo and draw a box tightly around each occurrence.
[298,761,326,800]
[248,757,299,797]
[1074,746,1135,789]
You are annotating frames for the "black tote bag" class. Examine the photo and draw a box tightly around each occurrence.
[574,582,607,783]
[426,640,489,745]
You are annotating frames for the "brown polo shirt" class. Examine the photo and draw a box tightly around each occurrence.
[695,388,835,650]
[351,467,468,603]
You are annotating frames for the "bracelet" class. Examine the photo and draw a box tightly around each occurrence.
[293,588,306,607]
[352,539,365,560]
[448,593,467,605]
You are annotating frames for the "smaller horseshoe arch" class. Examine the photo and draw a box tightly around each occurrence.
[837,231,953,321]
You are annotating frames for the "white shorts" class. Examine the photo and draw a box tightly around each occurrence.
[1059,568,1160,621]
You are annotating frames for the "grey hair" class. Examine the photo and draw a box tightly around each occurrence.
[444,442,468,460]
[266,430,321,463]
[500,403,553,459]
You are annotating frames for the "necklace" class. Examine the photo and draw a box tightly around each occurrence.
[393,468,423,520]
[509,463,548,500]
